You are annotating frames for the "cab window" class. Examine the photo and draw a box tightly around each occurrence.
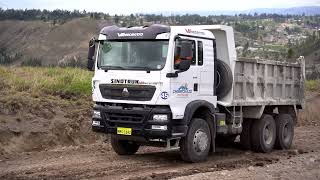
[197,41,203,66]
[174,40,196,69]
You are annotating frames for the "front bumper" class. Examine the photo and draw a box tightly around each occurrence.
[91,103,187,140]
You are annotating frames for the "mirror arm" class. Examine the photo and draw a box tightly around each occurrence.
[166,70,186,78]
[166,72,178,78]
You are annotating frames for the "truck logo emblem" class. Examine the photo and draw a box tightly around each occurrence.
[185,29,205,35]
[111,79,139,84]
[117,32,143,37]
[122,88,130,97]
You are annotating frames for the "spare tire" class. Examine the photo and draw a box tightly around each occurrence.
[216,59,233,98]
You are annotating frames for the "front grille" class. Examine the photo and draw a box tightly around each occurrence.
[99,84,156,101]
[106,112,144,122]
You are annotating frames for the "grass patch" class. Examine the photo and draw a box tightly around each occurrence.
[0,66,93,97]
[264,44,287,52]
[306,80,320,92]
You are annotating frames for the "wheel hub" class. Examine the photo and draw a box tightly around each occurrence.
[193,129,209,153]
[283,123,292,142]
[264,124,274,145]
[284,124,288,137]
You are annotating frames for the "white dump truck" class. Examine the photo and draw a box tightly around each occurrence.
[87,24,305,162]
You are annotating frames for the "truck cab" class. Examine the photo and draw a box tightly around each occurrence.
[88,24,304,162]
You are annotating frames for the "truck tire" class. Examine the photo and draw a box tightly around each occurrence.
[180,118,211,163]
[111,135,140,155]
[274,114,294,150]
[216,59,233,99]
[251,115,276,153]
[240,119,252,150]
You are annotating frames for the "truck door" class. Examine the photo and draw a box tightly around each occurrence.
[171,37,200,100]
[198,40,215,96]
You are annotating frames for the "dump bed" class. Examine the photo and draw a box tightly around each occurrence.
[189,25,305,108]
[229,57,305,107]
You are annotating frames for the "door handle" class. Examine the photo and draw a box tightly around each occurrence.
[194,83,198,92]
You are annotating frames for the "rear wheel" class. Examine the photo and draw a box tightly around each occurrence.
[275,114,294,150]
[111,135,140,155]
[251,115,276,153]
[180,118,211,163]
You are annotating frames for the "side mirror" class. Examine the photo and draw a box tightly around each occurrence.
[87,37,96,71]
[179,59,191,71]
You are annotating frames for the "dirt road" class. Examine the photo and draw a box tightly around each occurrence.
[0,125,319,180]
[1,67,319,179]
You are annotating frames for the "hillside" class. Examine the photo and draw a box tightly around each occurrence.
[0,17,102,66]
[0,14,319,68]
[246,6,320,16]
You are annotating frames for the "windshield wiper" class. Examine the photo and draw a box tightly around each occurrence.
[129,66,152,73]
[101,66,152,73]
[100,65,126,70]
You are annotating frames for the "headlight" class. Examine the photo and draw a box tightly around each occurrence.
[153,114,168,121]
[92,120,101,126]
[93,110,101,119]
[151,125,167,130]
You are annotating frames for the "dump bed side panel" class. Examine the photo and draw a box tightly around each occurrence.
[186,25,305,108]
[231,58,305,106]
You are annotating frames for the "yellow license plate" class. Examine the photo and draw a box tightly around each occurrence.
[117,127,132,135]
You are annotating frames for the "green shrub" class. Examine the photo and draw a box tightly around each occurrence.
[0,66,93,98]
[21,58,42,67]
[0,48,16,65]
[306,80,320,92]
[58,57,85,68]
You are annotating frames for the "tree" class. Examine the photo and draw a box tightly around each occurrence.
[287,48,294,59]
[242,41,249,57]
[104,13,110,20]
[139,18,144,25]
[114,14,119,24]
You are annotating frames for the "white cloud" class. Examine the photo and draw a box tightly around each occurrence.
[1,0,319,14]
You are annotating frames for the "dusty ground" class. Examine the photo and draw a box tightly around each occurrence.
[0,125,319,180]
[0,87,319,179]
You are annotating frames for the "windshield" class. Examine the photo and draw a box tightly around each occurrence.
[98,40,169,70]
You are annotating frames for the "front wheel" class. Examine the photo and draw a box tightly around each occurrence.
[180,118,211,163]
[111,135,140,155]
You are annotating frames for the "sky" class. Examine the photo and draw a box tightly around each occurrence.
[0,0,319,14]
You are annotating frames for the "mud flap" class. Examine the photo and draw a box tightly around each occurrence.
[208,113,216,153]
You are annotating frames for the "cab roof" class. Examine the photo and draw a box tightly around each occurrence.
[100,24,170,40]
